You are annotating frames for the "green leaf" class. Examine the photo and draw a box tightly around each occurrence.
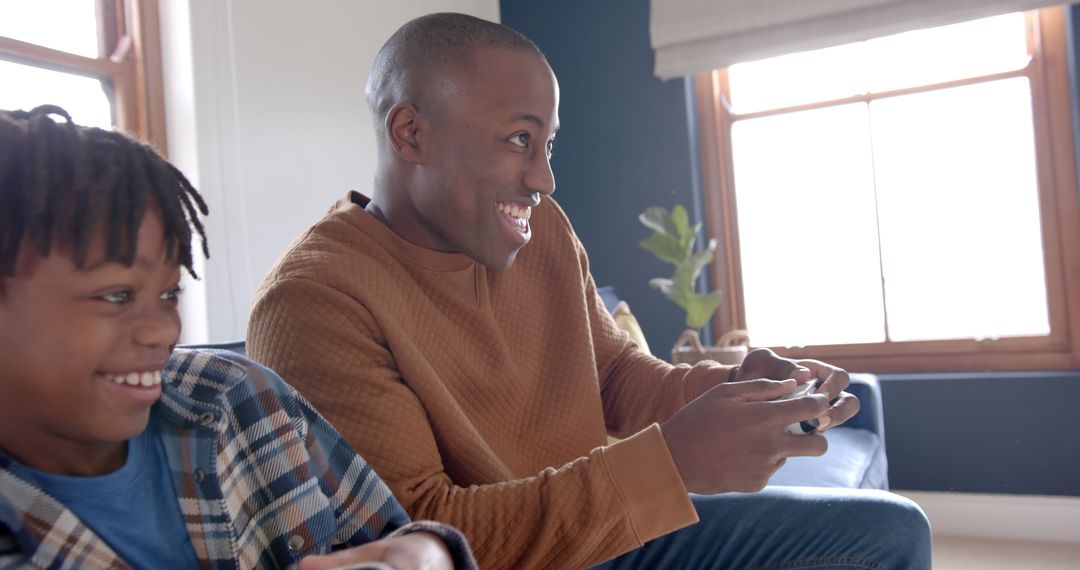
[641,203,724,330]
[639,207,677,236]
[640,233,685,266]
[671,240,715,289]
[674,206,696,259]
[679,222,701,258]
[671,205,690,240]
[683,290,723,329]
[650,277,691,304]
[664,288,693,310]
[648,277,674,293]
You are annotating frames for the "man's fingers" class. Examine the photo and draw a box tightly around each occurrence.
[717,378,798,402]
[740,348,813,382]
[798,359,850,399]
[821,392,860,429]
[782,432,829,457]
[763,393,830,427]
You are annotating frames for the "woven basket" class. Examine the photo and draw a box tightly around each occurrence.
[671,329,750,366]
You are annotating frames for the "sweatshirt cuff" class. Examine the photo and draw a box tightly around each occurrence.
[391,520,479,570]
[601,423,699,544]
[682,361,735,404]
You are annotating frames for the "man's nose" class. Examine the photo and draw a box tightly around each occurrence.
[525,153,556,196]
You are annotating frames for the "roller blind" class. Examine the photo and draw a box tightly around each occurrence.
[650,0,1074,79]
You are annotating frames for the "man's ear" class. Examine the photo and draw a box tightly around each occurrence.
[386,102,424,163]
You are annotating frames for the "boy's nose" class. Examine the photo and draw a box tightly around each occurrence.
[134,305,181,348]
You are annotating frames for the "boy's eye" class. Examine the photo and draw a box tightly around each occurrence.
[510,133,530,147]
[161,286,183,303]
[98,290,133,305]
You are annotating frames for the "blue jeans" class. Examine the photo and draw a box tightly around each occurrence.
[593,486,932,570]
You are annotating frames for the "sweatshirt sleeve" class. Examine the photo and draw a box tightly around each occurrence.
[248,276,698,569]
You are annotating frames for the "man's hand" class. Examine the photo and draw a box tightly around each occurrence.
[299,532,453,570]
[733,348,860,431]
[660,378,830,494]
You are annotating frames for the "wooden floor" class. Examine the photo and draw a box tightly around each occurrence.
[934,535,1080,569]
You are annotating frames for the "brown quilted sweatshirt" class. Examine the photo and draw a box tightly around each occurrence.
[248,192,734,569]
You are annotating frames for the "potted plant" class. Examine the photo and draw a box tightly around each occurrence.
[639,204,749,365]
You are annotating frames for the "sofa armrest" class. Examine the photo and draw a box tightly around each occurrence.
[842,373,884,438]
[840,372,889,489]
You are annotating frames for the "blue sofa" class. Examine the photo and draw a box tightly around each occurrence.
[183,296,888,491]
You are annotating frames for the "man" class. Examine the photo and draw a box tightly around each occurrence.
[249,12,931,569]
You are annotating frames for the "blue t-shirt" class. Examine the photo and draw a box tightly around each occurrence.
[18,421,199,568]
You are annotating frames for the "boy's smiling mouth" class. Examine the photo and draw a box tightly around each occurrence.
[95,368,165,405]
[105,370,163,387]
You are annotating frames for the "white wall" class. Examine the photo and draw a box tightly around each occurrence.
[161,0,501,343]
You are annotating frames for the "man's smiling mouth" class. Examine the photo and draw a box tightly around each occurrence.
[497,201,532,234]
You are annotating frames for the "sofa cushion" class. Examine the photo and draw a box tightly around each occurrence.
[611,301,651,355]
[768,427,884,489]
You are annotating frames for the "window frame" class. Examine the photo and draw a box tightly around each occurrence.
[693,7,1080,372]
[0,0,166,152]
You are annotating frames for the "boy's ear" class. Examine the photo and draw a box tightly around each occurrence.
[386,103,425,164]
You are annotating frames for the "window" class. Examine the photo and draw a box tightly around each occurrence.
[694,8,1080,372]
[0,0,166,150]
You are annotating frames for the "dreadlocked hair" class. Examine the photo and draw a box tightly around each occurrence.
[0,105,209,283]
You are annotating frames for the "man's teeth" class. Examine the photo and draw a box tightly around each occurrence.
[110,371,163,387]
[497,202,532,220]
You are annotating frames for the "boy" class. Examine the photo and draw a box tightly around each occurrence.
[0,105,476,569]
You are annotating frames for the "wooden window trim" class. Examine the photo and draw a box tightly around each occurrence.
[0,0,166,153]
[694,7,1080,372]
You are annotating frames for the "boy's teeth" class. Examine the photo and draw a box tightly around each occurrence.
[110,371,162,387]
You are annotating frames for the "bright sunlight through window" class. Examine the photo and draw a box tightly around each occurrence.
[0,0,112,127]
[726,13,1049,348]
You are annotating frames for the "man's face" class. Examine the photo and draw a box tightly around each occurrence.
[0,211,181,475]
[411,47,560,271]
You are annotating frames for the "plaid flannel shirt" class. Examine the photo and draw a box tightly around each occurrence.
[0,349,475,569]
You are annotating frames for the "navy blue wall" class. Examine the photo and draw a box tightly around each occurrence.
[879,371,1080,495]
[501,0,1080,497]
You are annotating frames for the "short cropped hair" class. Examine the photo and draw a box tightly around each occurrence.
[0,105,208,282]
[365,12,542,124]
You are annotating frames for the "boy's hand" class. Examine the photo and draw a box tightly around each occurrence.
[732,347,860,431]
[660,378,829,494]
[299,532,453,570]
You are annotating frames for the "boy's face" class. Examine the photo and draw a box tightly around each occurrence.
[0,211,181,475]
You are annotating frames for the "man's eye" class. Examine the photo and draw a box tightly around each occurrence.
[161,286,183,303]
[546,138,556,157]
[510,133,530,147]
[98,290,133,305]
